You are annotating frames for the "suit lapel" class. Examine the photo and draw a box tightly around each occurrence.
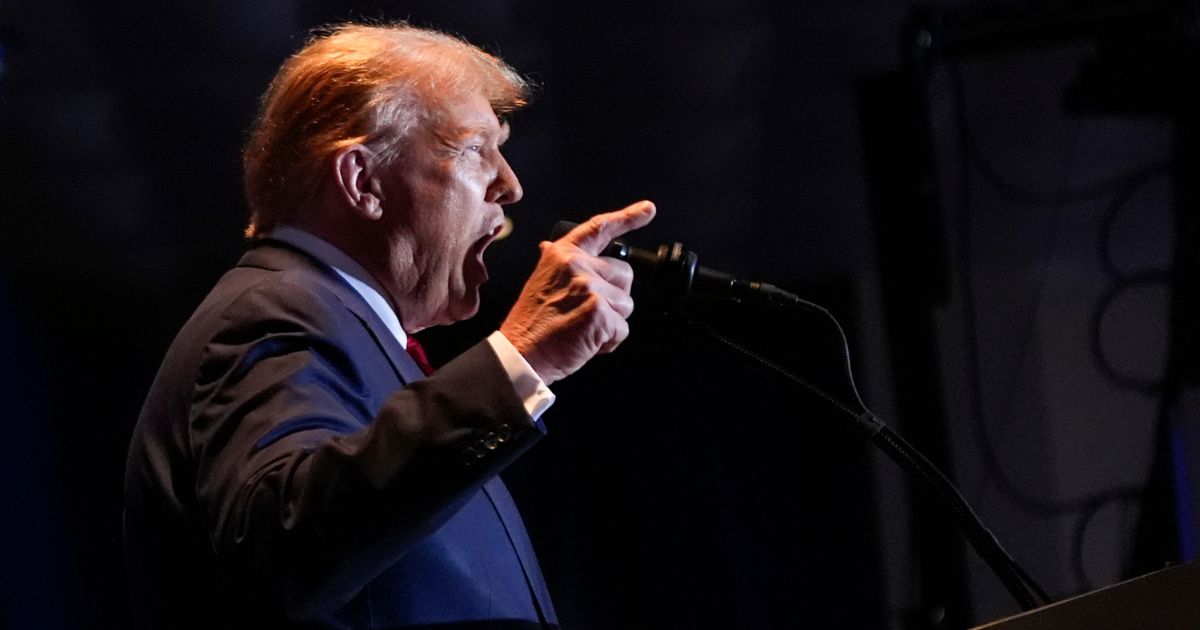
[237,241,428,385]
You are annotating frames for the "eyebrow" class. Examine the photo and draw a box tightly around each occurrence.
[453,122,510,147]
[437,119,510,146]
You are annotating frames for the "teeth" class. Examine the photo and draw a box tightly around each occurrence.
[496,217,514,240]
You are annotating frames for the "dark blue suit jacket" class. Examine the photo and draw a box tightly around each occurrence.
[124,241,558,629]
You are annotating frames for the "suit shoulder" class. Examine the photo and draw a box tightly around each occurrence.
[195,264,350,337]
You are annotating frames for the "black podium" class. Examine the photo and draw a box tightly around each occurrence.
[973,562,1200,629]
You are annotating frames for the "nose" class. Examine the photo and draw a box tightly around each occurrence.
[487,154,523,206]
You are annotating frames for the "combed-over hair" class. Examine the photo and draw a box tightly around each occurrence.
[242,23,530,238]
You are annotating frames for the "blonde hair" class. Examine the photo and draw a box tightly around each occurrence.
[242,22,530,238]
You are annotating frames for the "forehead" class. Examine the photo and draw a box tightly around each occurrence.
[424,89,505,138]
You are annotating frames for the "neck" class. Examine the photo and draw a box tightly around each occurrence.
[288,211,425,328]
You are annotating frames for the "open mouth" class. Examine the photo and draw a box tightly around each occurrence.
[475,221,505,252]
[467,222,505,283]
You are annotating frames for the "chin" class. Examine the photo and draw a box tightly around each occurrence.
[445,292,482,323]
[455,300,482,322]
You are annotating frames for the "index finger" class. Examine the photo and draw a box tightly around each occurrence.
[561,200,656,256]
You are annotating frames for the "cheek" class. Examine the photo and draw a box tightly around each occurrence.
[407,163,489,253]
[441,181,488,236]
[407,177,461,240]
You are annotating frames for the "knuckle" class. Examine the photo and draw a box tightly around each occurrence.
[618,296,634,317]
[583,216,605,235]
[539,242,564,264]
[562,248,589,270]
[568,275,592,294]
[582,295,604,319]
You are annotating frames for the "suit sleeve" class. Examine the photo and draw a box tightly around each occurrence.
[188,279,542,618]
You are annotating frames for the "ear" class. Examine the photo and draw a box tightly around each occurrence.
[332,144,386,220]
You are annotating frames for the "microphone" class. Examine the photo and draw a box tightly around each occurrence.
[551,220,803,306]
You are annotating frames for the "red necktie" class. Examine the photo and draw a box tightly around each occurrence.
[406,337,435,376]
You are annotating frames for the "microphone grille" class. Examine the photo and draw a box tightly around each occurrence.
[549,220,578,241]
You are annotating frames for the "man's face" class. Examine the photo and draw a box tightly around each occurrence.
[379,90,523,329]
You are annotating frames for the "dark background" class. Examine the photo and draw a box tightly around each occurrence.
[1,1,1196,628]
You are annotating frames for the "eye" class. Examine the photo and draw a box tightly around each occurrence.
[466,144,483,153]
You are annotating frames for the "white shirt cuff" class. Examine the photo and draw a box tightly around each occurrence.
[486,331,556,422]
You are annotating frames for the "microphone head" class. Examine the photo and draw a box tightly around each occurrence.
[549,220,576,241]
[549,219,805,307]
[548,219,695,298]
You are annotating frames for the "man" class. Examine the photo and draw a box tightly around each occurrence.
[123,23,655,628]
